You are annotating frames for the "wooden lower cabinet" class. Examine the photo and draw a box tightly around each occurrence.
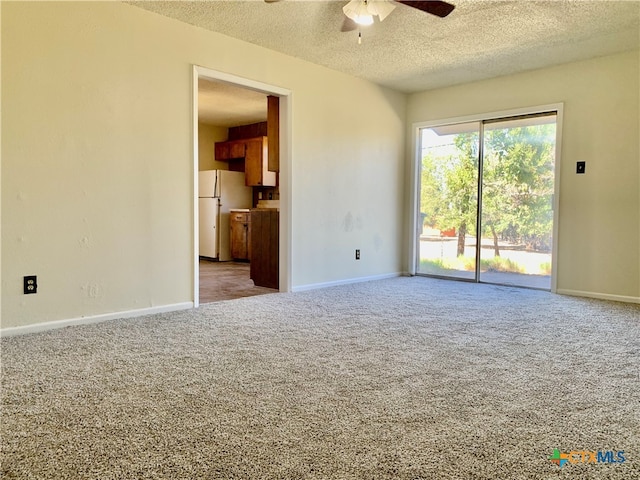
[250,209,279,289]
[230,210,250,261]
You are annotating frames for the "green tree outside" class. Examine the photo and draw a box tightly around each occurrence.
[420,123,555,262]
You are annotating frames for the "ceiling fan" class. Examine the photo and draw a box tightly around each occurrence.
[342,0,455,27]
[266,0,455,42]
[340,0,454,41]
[265,0,455,23]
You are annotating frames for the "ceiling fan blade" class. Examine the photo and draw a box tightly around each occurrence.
[396,1,455,18]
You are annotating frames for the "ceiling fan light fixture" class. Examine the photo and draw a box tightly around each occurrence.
[356,13,374,26]
[343,0,374,26]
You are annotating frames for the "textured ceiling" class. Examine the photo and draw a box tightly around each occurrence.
[198,79,268,127]
[130,0,640,126]
[132,0,639,93]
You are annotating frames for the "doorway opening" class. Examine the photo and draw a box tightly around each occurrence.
[415,108,560,290]
[193,66,291,306]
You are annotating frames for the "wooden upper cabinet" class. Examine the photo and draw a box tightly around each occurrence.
[229,141,246,159]
[215,139,246,161]
[244,137,276,187]
[214,136,277,187]
[267,96,280,172]
[214,142,229,161]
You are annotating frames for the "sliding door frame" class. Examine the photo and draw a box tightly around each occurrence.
[409,103,564,292]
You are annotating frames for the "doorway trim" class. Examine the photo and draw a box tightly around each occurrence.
[409,103,563,292]
[192,65,292,307]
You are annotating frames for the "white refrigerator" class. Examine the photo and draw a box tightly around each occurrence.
[199,170,252,261]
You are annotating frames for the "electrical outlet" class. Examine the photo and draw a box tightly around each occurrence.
[355,249,360,260]
[24,275,37,294]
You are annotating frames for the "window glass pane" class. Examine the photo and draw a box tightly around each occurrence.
[479,114,556,289]
[417,122,479,280]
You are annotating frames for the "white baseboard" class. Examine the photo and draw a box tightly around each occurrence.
[0,302,194,337]
[556,289,639,304]
[292,272,402,293]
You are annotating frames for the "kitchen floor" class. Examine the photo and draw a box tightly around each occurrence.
[199,259,277,304]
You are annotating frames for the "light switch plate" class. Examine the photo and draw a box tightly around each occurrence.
[576,161,586,174]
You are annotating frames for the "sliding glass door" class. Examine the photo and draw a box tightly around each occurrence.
[479,115,556,289]
[416,112,557,289]
[417,122,479,280]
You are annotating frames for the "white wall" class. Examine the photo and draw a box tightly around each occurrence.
[1,2,406,329]
[407,51,640,302]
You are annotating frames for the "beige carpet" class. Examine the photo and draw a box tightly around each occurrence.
[2,276,639,479]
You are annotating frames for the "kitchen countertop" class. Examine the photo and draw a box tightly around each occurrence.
[256,200,280,210]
